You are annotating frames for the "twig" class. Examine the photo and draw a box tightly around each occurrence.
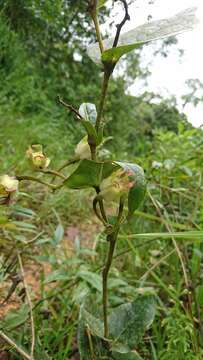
[148,190,199,352]
[140,249,175,281]
[148,191,189,289]
[38,169,66,180]
[16,175,58,190]
[113,0,130,47]
[57,96,82,120]
[17,252,35,359]
[57,159,78,173]
[0,330,33,360]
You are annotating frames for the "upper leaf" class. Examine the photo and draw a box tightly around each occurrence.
[87,7,198,65]
[79,103,97,124]
[79,103,102,145]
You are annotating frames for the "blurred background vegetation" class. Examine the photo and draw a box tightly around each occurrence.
[0,1,203,359]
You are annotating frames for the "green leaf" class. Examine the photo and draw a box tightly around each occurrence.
[79,103,102,145]
[115,162,146,216]
[112,348,143,360]
[97,0,108,9]
[65,160,119,189]
[78,306,109,360]
[79,103,97,124]
[53,223,64,245]
[87,7,198,65]
[78,295,155,359]
[0,304,29,331]
[78,270,102,292]
[45,269,69,283]
[109,295,156,349]
[121,231,203,240]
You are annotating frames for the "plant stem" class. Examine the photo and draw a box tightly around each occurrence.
[17,252,35,358]
[0,330,34,360]
[95,71,110,133]
[102,230,118,338]
[39,169,66,179]
[16,175,62,190]
[92,14,104,53]
[90,1,104,54]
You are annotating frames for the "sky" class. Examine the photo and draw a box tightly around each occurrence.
[104,0,203,127]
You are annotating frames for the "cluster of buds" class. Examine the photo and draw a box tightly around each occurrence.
[75,137,91,160]
[0,175,19,205]
[26,144,50,170]
[100,168,135,204]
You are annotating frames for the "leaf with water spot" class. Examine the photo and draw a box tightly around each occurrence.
[87,7,199,65]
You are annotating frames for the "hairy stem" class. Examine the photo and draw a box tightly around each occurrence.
[102,230,118,338]
[16,175,63,190]
[92,14,104,53]
[102,199,124,337]
[90,1,104,54]
[95,71,110,133]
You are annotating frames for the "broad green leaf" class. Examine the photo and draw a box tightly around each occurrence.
[79,103,97,124]
[65,160,119,189]
[78,306,109,359]
[53,223,64,245]
[109,294,156,349]
[87,7,198,65]
[121,231,203,240]
[0,304,29,331]
[78,295,155,359]
[45,269,69,283]
[115,161,146,216]
[78,270,102,292]
[112,347,143,360]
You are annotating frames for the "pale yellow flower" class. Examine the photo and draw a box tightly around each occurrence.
[0,175,19,205]
[100,169,135,204]
[75,137,91,160]
[26,144,50,169]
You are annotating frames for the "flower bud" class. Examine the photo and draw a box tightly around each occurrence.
[100,169,135,204]
[75,137,91,160]
[26,144,50,169]
[0,175,19,205]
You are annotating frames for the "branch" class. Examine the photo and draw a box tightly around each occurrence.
[17,252,35,359]
[57,96,83,120]
[113,0,130,48]
[0,330,34,360]
[38,169,66,180]
[88,1,104,53]
[16,175,62,190]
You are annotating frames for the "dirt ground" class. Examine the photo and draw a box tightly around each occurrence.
[0,220,102,359]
